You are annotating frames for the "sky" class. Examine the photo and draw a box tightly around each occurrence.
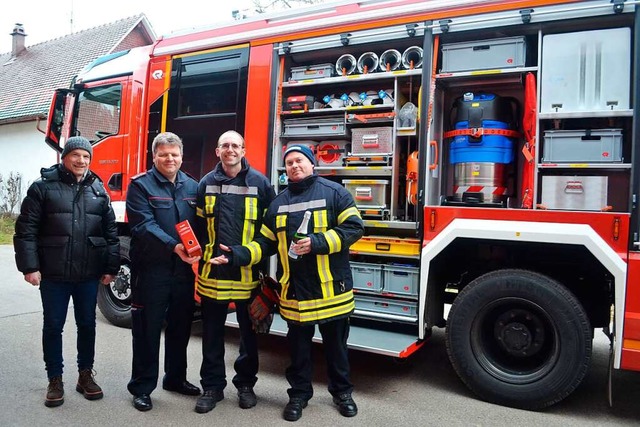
[0,0,258,54]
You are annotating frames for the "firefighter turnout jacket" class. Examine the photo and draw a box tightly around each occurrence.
[232,173,365,324]
[196,158,275,301]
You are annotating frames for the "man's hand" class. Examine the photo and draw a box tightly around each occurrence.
[100,274,116,285]
[209,243,231,265]
[290,237,312,257]
[174,243,201,264]
[24,271,41,287]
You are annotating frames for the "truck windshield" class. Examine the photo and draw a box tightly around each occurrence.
[75,84,122,142]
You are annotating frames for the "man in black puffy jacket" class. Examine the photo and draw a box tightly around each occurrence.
[14,136,120,408]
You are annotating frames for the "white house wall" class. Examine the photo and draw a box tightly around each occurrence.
[0,121,58,211]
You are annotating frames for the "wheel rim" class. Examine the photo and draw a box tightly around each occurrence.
[470,297,560,385]
[105,264,131,307]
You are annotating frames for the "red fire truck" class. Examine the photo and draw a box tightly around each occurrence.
[44,0,640,410]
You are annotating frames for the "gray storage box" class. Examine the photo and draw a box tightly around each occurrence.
[351,127,393,155]
[542,129,622,163]
[383,264,419,296]
[355,295,417,320]
[283,117,346,137]
[540,28,630,113]
[290,63,334,81]
[541,176,608,211]
[441,36,526,73]
[351,262,383,293]
[343,179,388,209]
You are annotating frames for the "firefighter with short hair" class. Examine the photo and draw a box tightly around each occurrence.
[194,130,275,414]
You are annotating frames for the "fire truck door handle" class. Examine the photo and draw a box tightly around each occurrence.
[429,140,438,170]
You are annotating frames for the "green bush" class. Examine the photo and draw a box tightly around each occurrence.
[0,215,16,245]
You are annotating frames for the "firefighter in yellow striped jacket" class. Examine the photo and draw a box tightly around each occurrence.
[194,131,275,414]
[212,144,364,421]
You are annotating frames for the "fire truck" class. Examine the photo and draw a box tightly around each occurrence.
[44,0,640,410]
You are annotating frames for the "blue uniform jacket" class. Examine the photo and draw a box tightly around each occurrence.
[126,166,198,277]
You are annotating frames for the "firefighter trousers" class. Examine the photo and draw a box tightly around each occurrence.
[285,317,353,401]
[199,298,258,391]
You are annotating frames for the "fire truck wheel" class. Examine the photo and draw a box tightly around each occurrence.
[445,269,592,410]
[97,236,132,328]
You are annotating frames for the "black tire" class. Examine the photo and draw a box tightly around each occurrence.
[445,269,592,410]
[97,236,132,328]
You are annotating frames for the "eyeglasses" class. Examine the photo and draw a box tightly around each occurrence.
[218,142,244,150]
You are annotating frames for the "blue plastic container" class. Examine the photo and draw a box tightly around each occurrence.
[449,120,514,164]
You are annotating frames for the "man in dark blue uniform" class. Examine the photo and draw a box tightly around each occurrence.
[126,132,201,411]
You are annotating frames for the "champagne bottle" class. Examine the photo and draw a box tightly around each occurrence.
[288,210,312,260]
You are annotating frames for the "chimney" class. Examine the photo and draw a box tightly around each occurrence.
[11,23,27,57]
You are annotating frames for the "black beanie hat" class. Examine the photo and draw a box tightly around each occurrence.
[62,136,93,159]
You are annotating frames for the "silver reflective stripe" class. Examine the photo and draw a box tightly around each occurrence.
[277,199,326,213]
[206,184,258,195]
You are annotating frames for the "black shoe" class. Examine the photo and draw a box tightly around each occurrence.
[162,379,201,396]
[133,394,153,412]
[283,398,308,422]
[332,393,357,417]
[195,389,224,414]
[237,386,257,409]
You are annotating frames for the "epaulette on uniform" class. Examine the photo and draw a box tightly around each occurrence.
[131,171,148,180]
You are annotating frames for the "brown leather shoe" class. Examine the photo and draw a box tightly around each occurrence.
[45,376,64,407]
[76,369,104,400]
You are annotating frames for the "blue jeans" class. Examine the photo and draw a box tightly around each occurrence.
[39,279,99,379]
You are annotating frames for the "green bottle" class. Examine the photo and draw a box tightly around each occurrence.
[288,210,312,260]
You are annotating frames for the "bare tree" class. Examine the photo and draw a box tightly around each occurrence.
[234,0,327,19]
[0,172,23,216]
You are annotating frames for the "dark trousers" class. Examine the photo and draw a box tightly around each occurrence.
[199,298,258,391]
[39,279,99,379]
[286,317,353,401]
[127,271,195,396]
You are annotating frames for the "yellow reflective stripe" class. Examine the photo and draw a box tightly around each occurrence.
[277,230,290,286]
[322,229,341,253]
[317,254,333,289]
[338,206,360,224]
[246,241,263,265]
[279,290,355,323]
[241,197,258,283]
[205,195,216,215]
[200,196,218,278]
[276,214,287,229]
[196,278,259,301]
[279,288,352,310]
[260,224,276,241]
[196,207,204,217]
[321,278,334,299]
[197,277,258,288]
[313,210,327,232]
[243,197,257,244]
